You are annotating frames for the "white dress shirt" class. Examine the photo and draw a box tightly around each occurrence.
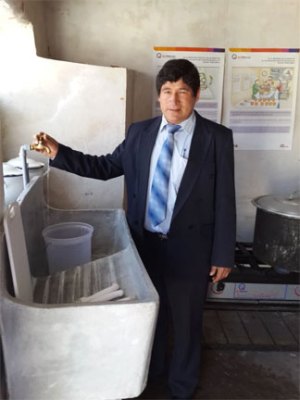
[144,112,196,233]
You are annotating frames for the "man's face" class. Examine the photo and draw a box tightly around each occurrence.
[158,79,200,124]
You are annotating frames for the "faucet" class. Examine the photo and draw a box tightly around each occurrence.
[19,141,50,189]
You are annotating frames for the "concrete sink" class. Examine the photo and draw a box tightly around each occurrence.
[0,174,158,400]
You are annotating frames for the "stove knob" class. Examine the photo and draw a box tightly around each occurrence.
[216,281,225,292]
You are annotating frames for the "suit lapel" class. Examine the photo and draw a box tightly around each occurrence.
[171,113,212,222]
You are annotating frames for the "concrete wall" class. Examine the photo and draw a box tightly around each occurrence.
[0,1,131,210]
[6,0,300,240]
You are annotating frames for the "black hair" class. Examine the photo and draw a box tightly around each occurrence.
[156,59,200,97]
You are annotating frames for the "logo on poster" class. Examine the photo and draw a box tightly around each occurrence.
[156,53,175,60]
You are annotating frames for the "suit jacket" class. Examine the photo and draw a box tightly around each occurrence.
[51,111,236,278]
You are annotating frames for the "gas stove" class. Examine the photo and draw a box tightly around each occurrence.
[207,242,300,303]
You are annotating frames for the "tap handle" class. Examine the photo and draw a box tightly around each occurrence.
[30,140,51,154]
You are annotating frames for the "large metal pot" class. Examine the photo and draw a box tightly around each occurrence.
[252,192,300,272]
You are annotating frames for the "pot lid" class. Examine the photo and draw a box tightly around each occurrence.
[252,193,300,219]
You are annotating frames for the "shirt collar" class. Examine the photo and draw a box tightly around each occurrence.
[160,111,196,135]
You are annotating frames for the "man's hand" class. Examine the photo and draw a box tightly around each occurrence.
[209,265,231,283]
[32,132,59,159]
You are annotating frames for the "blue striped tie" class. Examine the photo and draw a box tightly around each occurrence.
[148,124,181,227]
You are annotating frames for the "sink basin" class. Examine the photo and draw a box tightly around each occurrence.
[0,174,158,400]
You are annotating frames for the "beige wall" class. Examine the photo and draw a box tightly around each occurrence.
[26,0,300,121]
[5,0,300,240]
[0,1,130,210]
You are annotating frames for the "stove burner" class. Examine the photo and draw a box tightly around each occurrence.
[206,242,300,303]
[235,242,262,270]
[230,242,300,285]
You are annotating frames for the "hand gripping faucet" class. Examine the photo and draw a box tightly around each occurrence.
[19,140,50,188]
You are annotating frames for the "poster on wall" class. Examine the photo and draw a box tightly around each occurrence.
[153,47,225,123]
[222,48,299,150]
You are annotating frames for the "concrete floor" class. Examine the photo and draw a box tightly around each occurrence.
[139,349,299,399]
[138,303,300,400]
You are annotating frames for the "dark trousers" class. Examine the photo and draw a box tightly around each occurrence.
[138,231,210,398]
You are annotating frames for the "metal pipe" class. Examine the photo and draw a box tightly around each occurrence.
[19,144,30,188]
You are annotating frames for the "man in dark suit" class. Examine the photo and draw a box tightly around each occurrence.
[34,59,236,399]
